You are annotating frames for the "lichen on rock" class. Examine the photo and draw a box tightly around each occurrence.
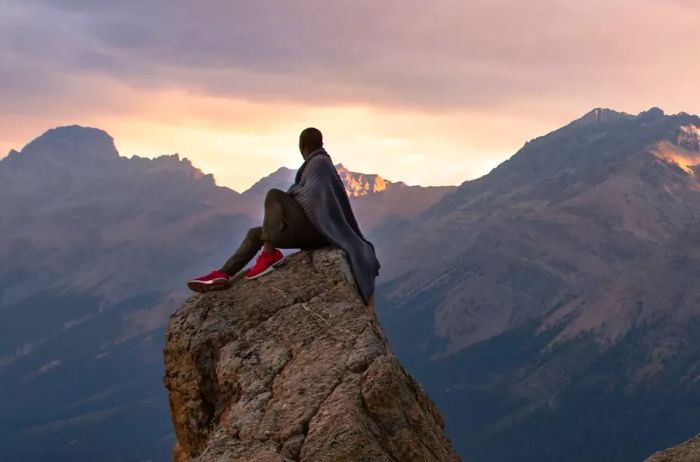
[164,248,461,462]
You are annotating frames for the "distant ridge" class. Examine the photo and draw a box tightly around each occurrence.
[242,162,393,198]
[375,106,700,461]
[18,125,119,161]
[0,124,453,461]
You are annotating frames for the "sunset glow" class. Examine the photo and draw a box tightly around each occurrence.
[1,0,699,191]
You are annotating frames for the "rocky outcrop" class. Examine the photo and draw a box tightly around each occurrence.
[646,435,700,462]
[335,164,389,196]
[163,248,461,462]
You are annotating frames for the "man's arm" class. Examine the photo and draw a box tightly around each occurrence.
[287,157,324,198]
[286,183,301,196]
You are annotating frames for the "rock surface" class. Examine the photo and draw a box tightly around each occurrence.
[646,435,700,462]
[164,248,461,462]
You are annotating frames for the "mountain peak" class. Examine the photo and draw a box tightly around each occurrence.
[567,106,670,130]
[243,164,391,198]
[638,106,665,119]
[164,248,461,461]
[242,166,297,197]
[569,107,634,128]
[335,164,390,196]
[19,125,119,163]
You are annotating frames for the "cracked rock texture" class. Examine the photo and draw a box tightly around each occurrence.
[163,248,461,462]
[647,435,700,462]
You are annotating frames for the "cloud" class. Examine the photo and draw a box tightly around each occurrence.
[4,0,698,111]
[0,0,699,191]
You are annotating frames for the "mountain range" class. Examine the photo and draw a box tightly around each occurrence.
[3,107,700,461]
[0,126,453,461]
[375,107,700,461]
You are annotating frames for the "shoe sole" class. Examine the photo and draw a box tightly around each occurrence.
[244,256,286,280]
[187,279,230,293]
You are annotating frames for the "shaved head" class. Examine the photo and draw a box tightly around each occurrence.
[299,127,323,155]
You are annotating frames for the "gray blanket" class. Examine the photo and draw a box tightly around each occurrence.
[288,148,380,303]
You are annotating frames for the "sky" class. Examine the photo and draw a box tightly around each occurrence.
[1,0,699,191]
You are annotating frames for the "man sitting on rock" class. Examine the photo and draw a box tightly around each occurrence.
[188,127,380,304]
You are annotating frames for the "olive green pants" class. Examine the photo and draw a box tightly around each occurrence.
[220,189,327,275]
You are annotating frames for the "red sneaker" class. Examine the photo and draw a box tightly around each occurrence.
[187,270,231,293]
[245,249,285,280]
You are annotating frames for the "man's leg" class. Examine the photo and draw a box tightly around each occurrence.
[191,189,326,290]
[218,188,312,277]
[261,189,326,249]
[220,226,264,276]
[188,227,262,292]
[241,189,327,280]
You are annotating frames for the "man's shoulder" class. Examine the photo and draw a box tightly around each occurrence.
[307,151,333,168]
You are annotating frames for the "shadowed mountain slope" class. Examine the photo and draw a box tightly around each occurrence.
[375,107,700,461]
[0,126,254,461]
[0,125,452,461]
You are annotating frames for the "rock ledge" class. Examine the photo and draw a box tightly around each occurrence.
[164,248,461,462]
[646,435,700,462]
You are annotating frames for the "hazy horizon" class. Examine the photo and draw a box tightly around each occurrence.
[1,105,689,194]
[1,0,698,191]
